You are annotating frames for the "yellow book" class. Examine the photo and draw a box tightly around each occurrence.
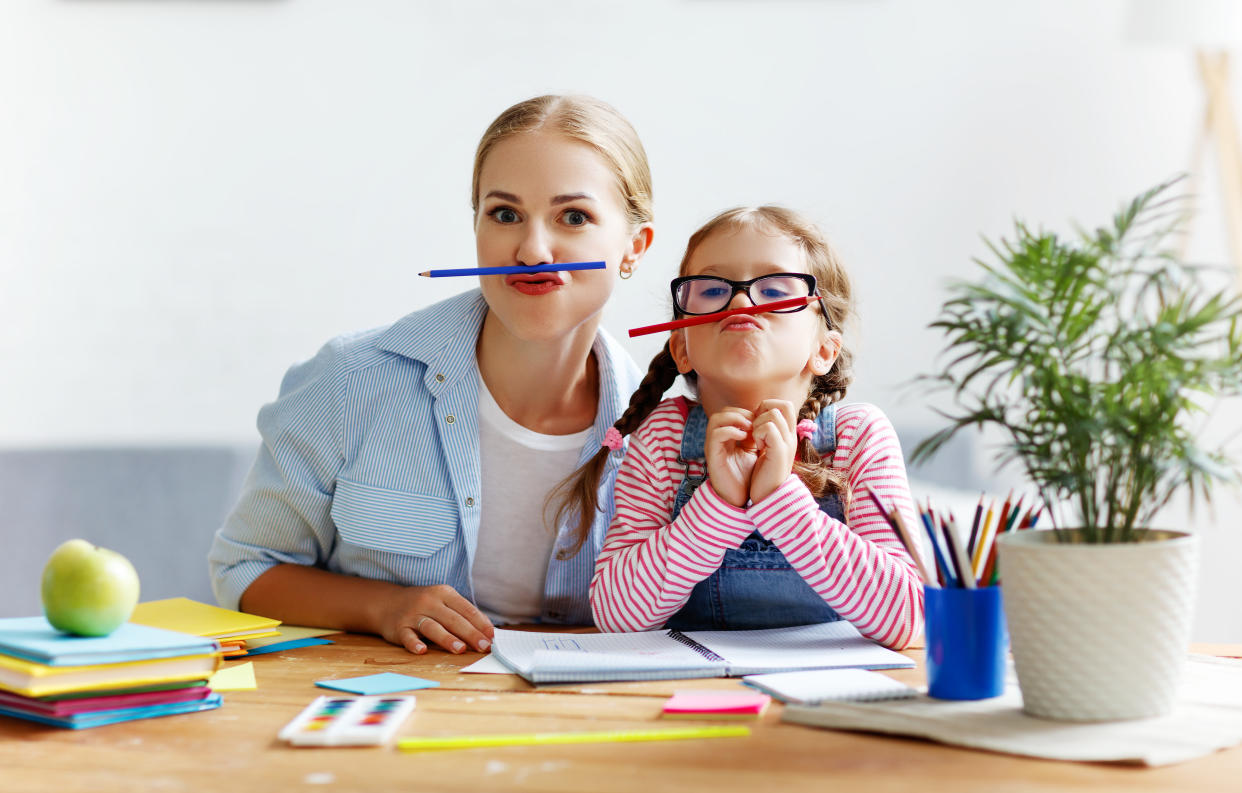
[130,597,281,641]
[0,652,221,698]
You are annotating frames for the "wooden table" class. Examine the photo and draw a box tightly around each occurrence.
[2,633,1239,793]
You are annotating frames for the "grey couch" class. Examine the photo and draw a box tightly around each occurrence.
[0,427,978,620]
[1,446,256,618]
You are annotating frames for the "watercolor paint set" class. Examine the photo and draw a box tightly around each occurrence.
[278,695,417,747]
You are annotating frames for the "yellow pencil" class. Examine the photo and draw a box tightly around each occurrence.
[397,725,750,752]
[971,500,997,580]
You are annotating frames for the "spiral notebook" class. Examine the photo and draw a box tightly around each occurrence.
[742,669,917,704]
[491,621,913,685]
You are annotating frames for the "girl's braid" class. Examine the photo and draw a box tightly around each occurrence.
[792,376,849,503]
[548,342,680,557]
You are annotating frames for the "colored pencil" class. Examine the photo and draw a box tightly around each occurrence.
[891,507,936,585]
[1015,505,1033,529]
[941,512,977,589]
[980,499,1019,587]
[1003,495,1026,534]
[418,261,606,278]
[862,487,908,554]
[970,499,996,579]
[1022,505,1043,529]
[919,504,957,588]
[863,487,932,584]
[925,501,961,584]
[628,296,823,338]
[966,494,984,557]
[980,555,998,588]
[994,490,1013,544]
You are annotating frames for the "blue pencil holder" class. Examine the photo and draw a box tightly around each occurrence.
[924,584,1007,700]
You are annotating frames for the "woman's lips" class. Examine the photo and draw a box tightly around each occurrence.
[504,271,567,295]
[510,279,561,296]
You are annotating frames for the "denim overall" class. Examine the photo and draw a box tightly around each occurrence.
[664,399,846,631]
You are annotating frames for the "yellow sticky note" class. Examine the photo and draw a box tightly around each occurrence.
[209,662,257,692]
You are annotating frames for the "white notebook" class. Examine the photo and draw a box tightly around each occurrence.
[490,621,914,685]
[743,668,917,704]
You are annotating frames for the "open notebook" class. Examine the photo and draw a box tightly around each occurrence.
[491,621,913,685]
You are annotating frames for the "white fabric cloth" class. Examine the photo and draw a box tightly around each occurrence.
[782,655,1242,767]
[473,374,592,624]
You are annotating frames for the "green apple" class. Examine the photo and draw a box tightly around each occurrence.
[41,539,141,636]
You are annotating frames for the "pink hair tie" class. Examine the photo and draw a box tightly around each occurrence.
[796,419,817,441]
[602,426,624,452]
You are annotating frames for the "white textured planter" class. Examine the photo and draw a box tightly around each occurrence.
[996,529,1198,722]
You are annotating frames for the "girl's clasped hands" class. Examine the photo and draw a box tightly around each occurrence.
[705,399,801,508]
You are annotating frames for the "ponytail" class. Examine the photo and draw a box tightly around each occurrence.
[546,343,681,558]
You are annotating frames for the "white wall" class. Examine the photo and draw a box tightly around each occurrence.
[3,0,1239,640]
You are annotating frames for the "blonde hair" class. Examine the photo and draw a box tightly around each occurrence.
[550,205,856,556]
[471,95,653,228]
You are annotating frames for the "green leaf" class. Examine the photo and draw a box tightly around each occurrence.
[912,177,1242,542]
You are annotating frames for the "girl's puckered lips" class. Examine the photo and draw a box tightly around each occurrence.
[718,314,764,332]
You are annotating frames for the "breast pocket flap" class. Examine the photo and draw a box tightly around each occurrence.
[332,479,459,558]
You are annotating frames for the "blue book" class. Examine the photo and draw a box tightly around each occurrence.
[0,692,223,729]
[0,617,220,666]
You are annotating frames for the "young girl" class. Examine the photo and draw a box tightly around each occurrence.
[209,95,654,655]
[558,206,922,649]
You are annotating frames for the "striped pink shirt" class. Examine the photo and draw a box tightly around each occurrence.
[590,398,924,649]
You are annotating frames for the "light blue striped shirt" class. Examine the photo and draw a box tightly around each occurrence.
[209,289,641,625]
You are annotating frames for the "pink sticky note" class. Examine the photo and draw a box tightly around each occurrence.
[662,691,771,716]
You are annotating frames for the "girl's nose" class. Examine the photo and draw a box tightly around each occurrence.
[517,223,554,267]
[727,287,752,310]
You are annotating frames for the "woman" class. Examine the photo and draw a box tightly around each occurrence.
[209,95,654,655]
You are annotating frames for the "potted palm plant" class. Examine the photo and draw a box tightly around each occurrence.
[913,178,1242,721]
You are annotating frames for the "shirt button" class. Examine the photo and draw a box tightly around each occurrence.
[445,415,455,424]
[435,373,445,382]
[465,497,475,507]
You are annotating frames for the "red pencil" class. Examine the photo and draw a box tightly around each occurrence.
[627,295,823,338]
[992,490,1013,543]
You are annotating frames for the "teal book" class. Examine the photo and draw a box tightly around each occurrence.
[0,617,220,666]
[0,692,223,729]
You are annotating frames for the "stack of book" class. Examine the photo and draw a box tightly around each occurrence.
[130,597,281,657]
[0,616,223,729]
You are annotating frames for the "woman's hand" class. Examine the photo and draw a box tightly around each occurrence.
[377,584,495,655]
[705,407,758,508]
[749,399,798,505]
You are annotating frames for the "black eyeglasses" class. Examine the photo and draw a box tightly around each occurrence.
[670,273,820,317]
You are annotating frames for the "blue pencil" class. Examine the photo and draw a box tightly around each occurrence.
[418,261,606,277]
[919,505,958,588]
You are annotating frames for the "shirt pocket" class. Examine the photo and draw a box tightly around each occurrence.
[331,478,459,558]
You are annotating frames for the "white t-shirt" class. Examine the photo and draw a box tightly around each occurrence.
[473,375,592,624]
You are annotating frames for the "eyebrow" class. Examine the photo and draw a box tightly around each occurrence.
[697,265,793,276]
[483,190,522,204]
[480,191,597,206]
[551,192,595,206]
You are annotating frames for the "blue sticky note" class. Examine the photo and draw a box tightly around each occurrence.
[314,672,439,695]
[241,637,334,657]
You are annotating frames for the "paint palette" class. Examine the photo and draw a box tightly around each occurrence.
[278,695,417,746]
